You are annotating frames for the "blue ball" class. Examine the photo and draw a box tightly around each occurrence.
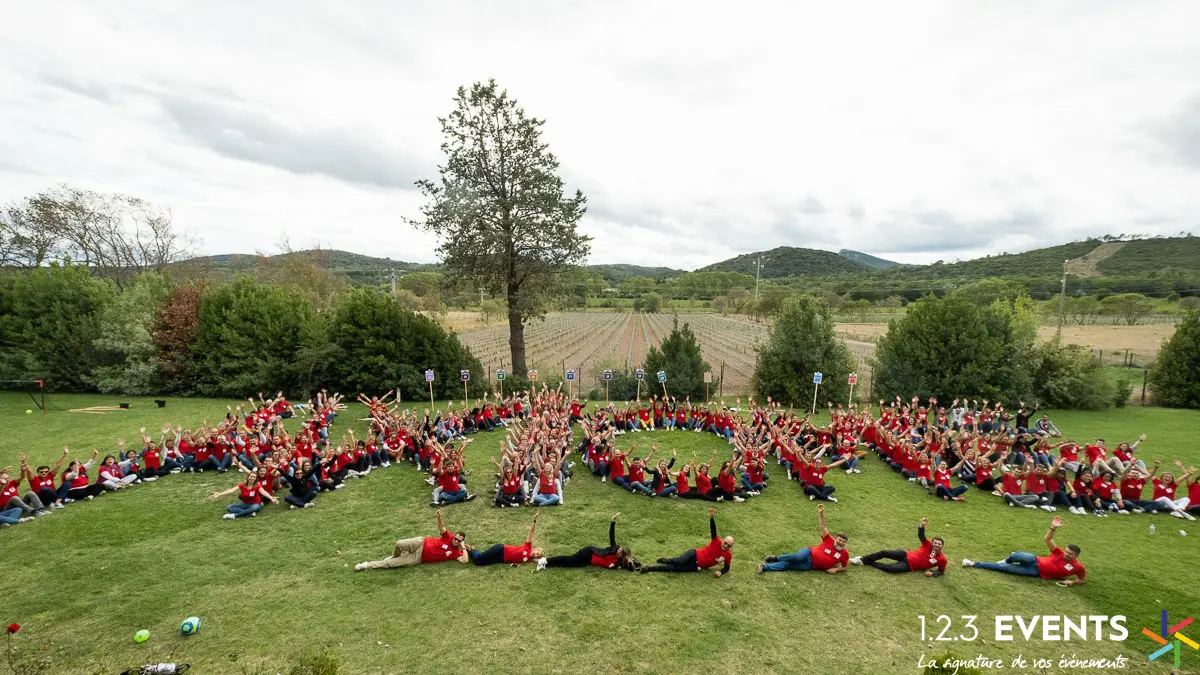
[180,616,201,635]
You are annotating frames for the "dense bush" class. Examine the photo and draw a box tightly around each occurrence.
[871,294,1035,403]
[753,296,856,407]
[1149,310,1200,407]
[643,317,712,399]
[322,287,486,401]
[0,262,115,391]
[1029,339,1117,410]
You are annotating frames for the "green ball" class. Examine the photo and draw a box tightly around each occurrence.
[24,409,32,415]
[134,629,150,643]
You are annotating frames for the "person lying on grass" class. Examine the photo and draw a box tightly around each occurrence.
[468,509,544,566]
[758,504,849,574]
[640,508,732,576]
[851,518,947,576]
[356,509,467,571]
[963,517,1086,587]
[536,512,639,572]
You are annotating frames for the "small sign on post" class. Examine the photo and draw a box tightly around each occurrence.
[602,369,612,404]
[425,369,435,408]
[656,370,667,397]
[497,368,505,398]
[635,368,644,403]
[602,369,613,381]
[566,369,576,381]
[848,372,858,407]
[460,369,470,402]
[635,368,645,380]
[528,369,538,382]
[810,371,822,415]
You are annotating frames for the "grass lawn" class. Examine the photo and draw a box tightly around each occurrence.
[0,394,1197,674]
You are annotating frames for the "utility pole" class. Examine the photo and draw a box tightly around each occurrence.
[1056,259,1067,339]
[390,268,397,296]
[754,256,765,303]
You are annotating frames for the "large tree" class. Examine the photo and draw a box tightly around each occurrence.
[414,79,590,373]
[1149,310,1200,407]
[752,296,856,408]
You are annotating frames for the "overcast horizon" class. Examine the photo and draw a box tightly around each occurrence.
[2,2,1199,269]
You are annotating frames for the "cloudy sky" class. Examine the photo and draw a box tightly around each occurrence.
[2,1,1199,269]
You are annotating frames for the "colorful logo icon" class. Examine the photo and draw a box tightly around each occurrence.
[1142,610,1196,668]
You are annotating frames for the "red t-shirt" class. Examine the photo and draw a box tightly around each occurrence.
[695,473,712,494]
[143,449,161,470]
[501,475,521,495]
[809,534,849,570]
[591,552,619,568]
[30,473,55,492]
[1152,479,1176,501]
[1000,473,1023,495]
[905,539,948,573]
[1036,547,1086,580]
[238,484,262,505]
[1189,480,1200,504]
[437,472,461,493]
[934,469,952,489]
[503,542,534,564]
[1025,474,1048,494]
[0,480,19,509]
[695,538,730,569]
[609,456,626,479]
[1119,478,1145,501]
[675,471,690,494]
[421,532,463,563]
[718,472,736,492]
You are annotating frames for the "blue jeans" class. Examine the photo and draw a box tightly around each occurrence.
[613,476,632,491]
[225,503,262,518]
[973,551,1039,576]
[741,474,765,491]
[439,489,468,504]
[656,485,678,497]
[936,484,968,499]
[628,480,653,496]
[843,456,858,471]
[0,507,22,525]
[533,493,561,505]
[763,547,813,572]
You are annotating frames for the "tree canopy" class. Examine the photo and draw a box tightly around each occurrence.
[414,79,590,373]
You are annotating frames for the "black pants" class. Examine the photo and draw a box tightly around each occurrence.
[470,543,507,566]
[545,546,608,568]
[679,490,719,501]
[643,549,699,573]
[861,549,911,573]
[284,489,318,507]
[66,484,105,500]
[494,492,522,507]
[974,477,996,491]
[804,485,835,500]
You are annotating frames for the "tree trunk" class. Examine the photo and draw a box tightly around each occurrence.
[508,305,527,374]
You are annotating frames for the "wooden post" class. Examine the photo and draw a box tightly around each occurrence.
[719,361,725,399]
[428,380,434,409]
[1141,369,1147,405]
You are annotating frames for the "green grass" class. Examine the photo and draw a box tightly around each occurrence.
[0,394,1197,674]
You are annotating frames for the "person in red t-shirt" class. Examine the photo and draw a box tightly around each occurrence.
[964,517,1086,586]
[207,475,278,519]
[640,508,733,576]
[356,509,468,570]
[537,512,638,572]
[759,504,849,574]
[469,510,544,566]
[28,449,70,510]
[851,518,947,576]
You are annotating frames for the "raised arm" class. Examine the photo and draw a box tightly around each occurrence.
[436,509,448,535]
[917,517,928,544]
[526,509,540,545]
[1044,516,1063,553]
[708,507,718,539]
[817,503,829,538]
[609,512,619,549]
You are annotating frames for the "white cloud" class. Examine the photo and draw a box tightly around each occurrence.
[1,0,1198,270]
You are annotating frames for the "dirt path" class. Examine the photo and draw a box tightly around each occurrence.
[1064,241,1127,277]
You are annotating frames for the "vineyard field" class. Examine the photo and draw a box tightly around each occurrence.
[456,312,875,396]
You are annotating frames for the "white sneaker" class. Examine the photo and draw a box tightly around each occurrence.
[18,517,34,523]
[1183,512,1196,521]
[747,491,760,497]
[304,502,314,508]
[962,558,974,568]
[809,494,815,501]
[1170,511,1184,519]
[828,497,838,503]
[850,556,864,565]
[601,476,606,483]
[223,513,237,520]
[290,505,299,509]
[34,510,50,517]
[536,557,548,571]
[716,496,724,502]
[1117,509,1129,515]
[249,511,256,517]
[733,496,745,503]
[144,476,158,482]
[85,495,94,501]
[425,477,436,486]
[1040,505,1054,512]
[334,483,345,489]
[1024,504,1038,510]
[354,562,367,571]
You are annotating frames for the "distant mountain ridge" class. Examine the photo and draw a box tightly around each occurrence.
[697,246,869,278]
[838,249,913,269]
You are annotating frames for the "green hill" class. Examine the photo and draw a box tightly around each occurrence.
[181,250,435,286]
[1097,236,1200,276]
[878,239,1101,281]
[698,246,869,278]
[838,249,913,269]
[587,263,683,283]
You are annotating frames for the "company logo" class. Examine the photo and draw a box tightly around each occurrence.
[1142,610,1196,668]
